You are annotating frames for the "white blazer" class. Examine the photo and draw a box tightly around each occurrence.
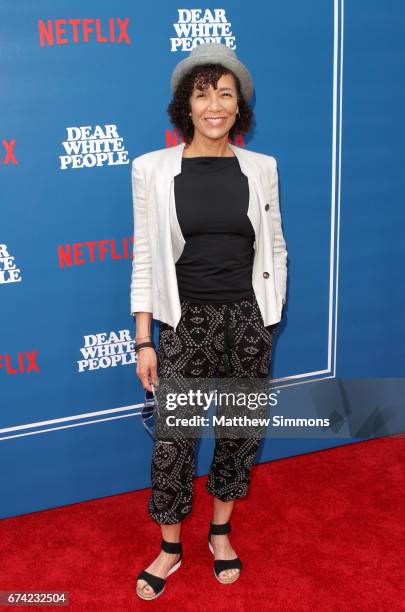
[130,141,288,333]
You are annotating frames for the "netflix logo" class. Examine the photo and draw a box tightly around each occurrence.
[1,139,17,165]
[58,236,134,268]
[0,351,39,375]
[38,17,131,47]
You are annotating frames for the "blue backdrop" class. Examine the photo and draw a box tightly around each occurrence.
[1,1,404,519]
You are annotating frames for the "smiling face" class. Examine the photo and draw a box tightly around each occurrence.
[188,71,239,141]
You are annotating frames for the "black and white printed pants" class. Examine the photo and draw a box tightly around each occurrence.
[148,290,276,525]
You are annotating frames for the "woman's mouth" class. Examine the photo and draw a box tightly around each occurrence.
[205,117,226,126]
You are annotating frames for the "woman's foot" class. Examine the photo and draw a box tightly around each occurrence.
[209,533,240,581]
[136,549,182,598]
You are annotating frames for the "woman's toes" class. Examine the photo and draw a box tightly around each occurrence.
[220,568,239,580]
[137,580,154,596]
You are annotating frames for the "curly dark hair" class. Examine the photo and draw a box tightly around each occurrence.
[167,63,254,145]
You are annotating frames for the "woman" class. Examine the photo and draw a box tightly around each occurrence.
[131,42,288,600]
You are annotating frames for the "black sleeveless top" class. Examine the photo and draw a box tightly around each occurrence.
[174,156,255,303]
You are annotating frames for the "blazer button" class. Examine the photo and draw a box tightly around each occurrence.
[265,203,270,211]
[263,271,270,279]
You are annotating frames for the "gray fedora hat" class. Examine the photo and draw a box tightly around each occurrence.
[170,42,254,102]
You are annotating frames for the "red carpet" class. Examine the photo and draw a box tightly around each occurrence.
[1,435,404,611]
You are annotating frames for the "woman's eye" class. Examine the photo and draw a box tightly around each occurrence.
[196,93,232,97]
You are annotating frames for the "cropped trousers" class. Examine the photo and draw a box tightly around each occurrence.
[148,290,276,525]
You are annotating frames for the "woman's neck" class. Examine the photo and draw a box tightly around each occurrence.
[182,142,235,158]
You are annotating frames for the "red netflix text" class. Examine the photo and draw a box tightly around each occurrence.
[58,237,134,268]
[38,18,131,47]
[1,140,17,165]
[0,351,39,374]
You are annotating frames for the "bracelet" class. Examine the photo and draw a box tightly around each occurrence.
[137,346,155,353]
[135,340,155,353]
[136,335,152,341]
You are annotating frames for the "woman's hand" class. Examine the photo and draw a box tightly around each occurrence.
[136,347,159,392]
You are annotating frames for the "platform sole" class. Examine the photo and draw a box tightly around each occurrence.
[136,558,182,600]
[208,540,241,584]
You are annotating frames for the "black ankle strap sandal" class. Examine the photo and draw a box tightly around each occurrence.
[136,539,183,600]
[208,520,242,584]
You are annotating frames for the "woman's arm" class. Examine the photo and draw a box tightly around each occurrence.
[134,311,158,393]
[130,159,158,391]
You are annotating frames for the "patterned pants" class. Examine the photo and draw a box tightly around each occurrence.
[148,290,276,524]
